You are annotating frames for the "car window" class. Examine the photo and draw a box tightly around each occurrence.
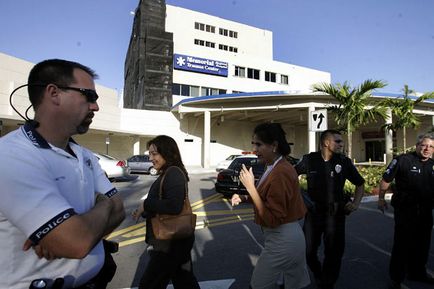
[101,153,116,160]
[143,155,149,161]
[129,156,138,162]
[226,154,240,160]
[228,158,256,170]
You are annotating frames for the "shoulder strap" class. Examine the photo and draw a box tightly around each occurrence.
[158,166,189,201]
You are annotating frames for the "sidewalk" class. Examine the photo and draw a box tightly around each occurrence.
[186,165,217,175]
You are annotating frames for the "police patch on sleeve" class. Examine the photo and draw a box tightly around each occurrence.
[29,208,76,244]
[388,159,397,170]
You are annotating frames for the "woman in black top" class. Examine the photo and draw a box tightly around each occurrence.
[132,135,200,289]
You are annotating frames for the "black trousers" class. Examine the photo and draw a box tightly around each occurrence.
[389,205,433,282]
[139,236,200,289]
[303,210,346,287]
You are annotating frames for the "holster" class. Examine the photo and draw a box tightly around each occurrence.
[74,240,118,289]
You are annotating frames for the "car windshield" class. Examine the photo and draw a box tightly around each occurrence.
[100,153,116,160]
[226,154,240,160]
[228,157,260,170]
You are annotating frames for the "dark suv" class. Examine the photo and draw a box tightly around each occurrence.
[215,156,265,197]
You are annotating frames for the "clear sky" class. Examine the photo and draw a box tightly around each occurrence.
[1,0,433,94]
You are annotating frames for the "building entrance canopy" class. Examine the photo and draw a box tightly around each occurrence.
[171,90,434,168]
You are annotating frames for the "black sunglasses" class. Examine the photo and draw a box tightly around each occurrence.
[57,86,99,103]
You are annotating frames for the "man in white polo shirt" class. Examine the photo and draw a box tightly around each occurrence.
[0,59,125,289]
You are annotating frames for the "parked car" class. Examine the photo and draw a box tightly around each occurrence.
[215,155,265,197]
[93,152,131,182]
[215,154,242,172]
[127,154,157,175]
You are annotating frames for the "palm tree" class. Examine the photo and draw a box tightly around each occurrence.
[312,79,388,159]
[381,85,434,152]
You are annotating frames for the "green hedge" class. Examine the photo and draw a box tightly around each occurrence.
[298,165,386,196]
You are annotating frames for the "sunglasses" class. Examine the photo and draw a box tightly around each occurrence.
[57,86,99,103]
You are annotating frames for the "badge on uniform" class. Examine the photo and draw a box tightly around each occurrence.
[335,164,342,174]
[85,158,93,169]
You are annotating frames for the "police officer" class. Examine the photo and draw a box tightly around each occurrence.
[378,133,434,289]
[0,59,125,288]
[295,129,365,289]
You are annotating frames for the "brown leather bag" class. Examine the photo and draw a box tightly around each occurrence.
[151,166,197,240]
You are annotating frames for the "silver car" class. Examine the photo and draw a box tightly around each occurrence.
[93,152,131,182]
[127,154,157,175]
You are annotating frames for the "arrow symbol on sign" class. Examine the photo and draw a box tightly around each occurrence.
[317,113,324,129]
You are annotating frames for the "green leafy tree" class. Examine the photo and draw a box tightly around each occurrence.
[381,85,434,152]
[312,80,388,159]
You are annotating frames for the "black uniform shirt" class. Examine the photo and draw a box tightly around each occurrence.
[295,152,365,204]
[383,152,434,206]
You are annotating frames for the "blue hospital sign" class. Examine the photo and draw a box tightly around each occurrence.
[174,54,228,77]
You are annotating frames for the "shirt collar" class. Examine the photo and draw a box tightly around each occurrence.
[22,122,77,149]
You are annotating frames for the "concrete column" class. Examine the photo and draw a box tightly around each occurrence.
[384,108,393,164]
[308,105,316,153]
[133,138,140,155]
[203,110,211,168]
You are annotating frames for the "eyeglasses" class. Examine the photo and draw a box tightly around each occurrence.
[57,86,99,103]
[334,140,343,144]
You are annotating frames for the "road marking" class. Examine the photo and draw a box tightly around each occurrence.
[197,214,254,229]
[191,193,222,210]
[195,208,252,216]
[117,278,235,289]
[110,212,254,248]
[106,223,145,239]
[119,236,146,247]
[108,193,255,248]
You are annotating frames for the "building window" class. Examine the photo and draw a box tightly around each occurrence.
[206,24,215,33]
[247,68,260,80]
[235,66,245,77]
[190,86,200,97]
[195,22,205,31]
[219,44,237,52]
[195,22,215,33]
[172,83,181,95]
[194,39,205,46]
[205,41,215,48]
[281,74,289,85]
[201,87,225,96]
[181,84,190,96]
[172,83,200,97]
[219,28,228,36]
[220,28,238,38]
[265,71,276,82]
[218,44,228,51]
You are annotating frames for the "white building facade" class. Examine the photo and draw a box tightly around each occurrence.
[1,5,433,168]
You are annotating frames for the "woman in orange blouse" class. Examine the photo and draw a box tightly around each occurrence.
[232,122,309,289]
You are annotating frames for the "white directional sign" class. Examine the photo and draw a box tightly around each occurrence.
[310,109,328,132]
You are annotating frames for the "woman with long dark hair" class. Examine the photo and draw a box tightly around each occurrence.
[132,135,200,289]
[232,123,310,289]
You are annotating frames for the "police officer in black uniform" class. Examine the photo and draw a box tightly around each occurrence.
[378,133,434,289]
[295,129,365,289]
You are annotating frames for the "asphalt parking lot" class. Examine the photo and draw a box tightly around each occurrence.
[107,173,434,289]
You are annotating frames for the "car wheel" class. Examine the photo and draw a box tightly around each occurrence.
[149,167,158,176]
